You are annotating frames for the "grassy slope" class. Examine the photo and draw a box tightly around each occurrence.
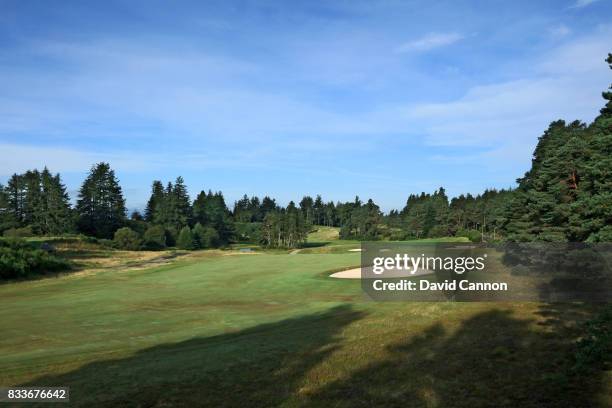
[0,248,610,407]
[307,226,341,242]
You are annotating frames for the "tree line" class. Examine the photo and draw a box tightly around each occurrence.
[1,54,610,248]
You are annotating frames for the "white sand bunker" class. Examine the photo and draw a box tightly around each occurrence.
[348,248,362,252]
[330,266,434,279]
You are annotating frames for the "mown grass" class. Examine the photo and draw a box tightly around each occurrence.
[0,246,610,407]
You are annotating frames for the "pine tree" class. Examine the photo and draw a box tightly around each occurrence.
[76,163,127,238]
[172,176,191,229]
[313,195,324,225]
[233,194,253,222]
[193,190,233,244]
[145,181,164,222]
[260,196,278,221]
[0,183,15,232]
[299,196,314,224]
[503,55,611,241]
[23,170,43,231]
[6,173,26,225]
[40,168,72,235]
[323,201,336,227]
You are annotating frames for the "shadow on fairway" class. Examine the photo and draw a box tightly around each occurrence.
[302,303,609,408]
[20,303,609,407]
[299,241,330,248]
[21,305,366,407]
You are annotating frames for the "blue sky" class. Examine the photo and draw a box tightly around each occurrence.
[0,0,611,212]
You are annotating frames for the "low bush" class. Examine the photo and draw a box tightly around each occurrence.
[3,226,34,238]
[0,239,71,280]
[198,226,220,248]
[573,305,612,373]
[143,225,166,250]
[177,226,195,250]
[234,222,262,243]
[165,227,178,247]
[113,227,142,250]
[456,228,482,243]
[78,234,99,244]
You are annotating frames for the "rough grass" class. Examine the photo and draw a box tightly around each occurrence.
[26,236,193,279]
[0,249,609,407]
[307,226,340,242]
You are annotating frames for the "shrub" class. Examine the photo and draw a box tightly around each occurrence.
[456,228,482,243]
[126,219,149,236]
[143,225,166,250]
[587,225,612,243]
[3,226,34,238]
[200,226,220,249]
[192,223,206,249]
[234,222,262,243]
[0,239,70,280]
[427,225,448,238]
[113,227,142,250]
[573,305,612,373]
[78,234,99,244]
[165,227,178,247]
[177,226,195,250]
[387,230,408,241]
[98,238,115,248]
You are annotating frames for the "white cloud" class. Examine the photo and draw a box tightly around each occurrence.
[404,28,612,171]
[395,32,464,53]
[0,143,152,176]
[570,0,600,8]
[0,39,410,141]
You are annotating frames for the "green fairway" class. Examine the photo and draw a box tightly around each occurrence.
[0,252,361,381]
[1,250,610,407]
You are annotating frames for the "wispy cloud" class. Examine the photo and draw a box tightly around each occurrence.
[404,28,612,178]
[570,0,600,9]
[0,143,152,176]
[395,32,465,53]
[2,1,612,208]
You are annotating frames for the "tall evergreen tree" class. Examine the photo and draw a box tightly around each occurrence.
[145,180,164,222]
[0,183,15,232]
[260,196,278,221]
[6,173,26,225]
[249,196,262,221]
[323,201,336,226]
[299,196,314,224]
[313,195,324,225]
[76,162,126,238]
[503,55,612,241]
[233,194,253,222]
[170,176,192,229]
[1,168,71,235]
[193,190,234,244]
[260,202,309,248]
[23,170,43,229]
[39,168,72,235]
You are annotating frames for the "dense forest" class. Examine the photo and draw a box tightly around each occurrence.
[0,55,610,250]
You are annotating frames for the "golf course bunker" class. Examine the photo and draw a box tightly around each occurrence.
[330,266,434,279]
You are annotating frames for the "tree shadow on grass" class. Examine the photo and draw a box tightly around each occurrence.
[20,305,365,407]
[299,241,330,249]
[18,303,610,407]
[302,304,609,408]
